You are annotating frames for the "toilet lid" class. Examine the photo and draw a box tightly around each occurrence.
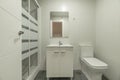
[82,58,108,69]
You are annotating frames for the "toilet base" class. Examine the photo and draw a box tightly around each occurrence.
[81,61,102,80]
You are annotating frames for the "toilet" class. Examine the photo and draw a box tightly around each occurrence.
[79,43,108,80]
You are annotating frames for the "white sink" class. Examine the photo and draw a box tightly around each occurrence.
[47,44,73,48]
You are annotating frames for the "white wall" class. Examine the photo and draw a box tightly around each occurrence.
[38,6,43,71]
[39,0,96,70]
[95,0,120,80]
[0,0,22,80]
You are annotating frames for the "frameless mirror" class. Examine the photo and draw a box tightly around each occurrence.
[50,11,69,38]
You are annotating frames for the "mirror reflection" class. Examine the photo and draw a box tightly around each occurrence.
[52,21,62,37]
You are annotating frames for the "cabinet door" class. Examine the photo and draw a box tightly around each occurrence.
[60,50,73,77]
[46,50,60,77]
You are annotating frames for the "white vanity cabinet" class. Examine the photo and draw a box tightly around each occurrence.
[46,45,73,78]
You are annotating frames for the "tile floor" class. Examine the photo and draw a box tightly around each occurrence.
[34,70,88,80]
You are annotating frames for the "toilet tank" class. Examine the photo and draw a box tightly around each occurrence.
[79,43,94,58]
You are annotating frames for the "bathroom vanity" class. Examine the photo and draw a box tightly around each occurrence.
[46,44,73,79]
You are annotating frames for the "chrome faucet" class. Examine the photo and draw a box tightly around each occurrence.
[59,41,63,46]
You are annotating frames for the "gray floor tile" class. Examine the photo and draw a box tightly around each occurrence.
[34,70,87,80]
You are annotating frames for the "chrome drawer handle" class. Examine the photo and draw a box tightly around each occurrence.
[61,52,65,54]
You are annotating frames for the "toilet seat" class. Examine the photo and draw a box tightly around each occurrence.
[82,58,108,69]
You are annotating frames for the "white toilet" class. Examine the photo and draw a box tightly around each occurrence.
[79,43,108,80]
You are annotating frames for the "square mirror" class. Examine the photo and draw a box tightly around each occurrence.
[50,11,69,38]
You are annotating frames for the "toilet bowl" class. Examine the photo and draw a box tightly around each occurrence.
[82,58,107,70]
[79,43,108,80]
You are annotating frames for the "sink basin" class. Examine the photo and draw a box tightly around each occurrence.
[47,44,73,48]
